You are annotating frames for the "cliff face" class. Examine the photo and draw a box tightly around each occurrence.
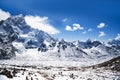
[0,20,15,59]
[0,42,15,59]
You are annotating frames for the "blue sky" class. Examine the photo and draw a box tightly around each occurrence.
[0,0,120,41]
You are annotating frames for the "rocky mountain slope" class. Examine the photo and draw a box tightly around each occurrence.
[89,55,120,71]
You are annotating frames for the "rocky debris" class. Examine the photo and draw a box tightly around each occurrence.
[0,68,13,78]
[85,56,120,72]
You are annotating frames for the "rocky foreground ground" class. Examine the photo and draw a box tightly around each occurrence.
[0,64,120,80]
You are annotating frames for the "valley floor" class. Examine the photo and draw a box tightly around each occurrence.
[0,64,120,80]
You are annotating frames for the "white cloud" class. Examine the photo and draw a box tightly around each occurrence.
[73,23,84,30]
[98,31,106,37]
[97,23,106,28]
[115,34,120,40]
[25,15,60,35]
[82,28,92,34]
[65,23,84,31]
[0,9,11,21]
[88,28,92,32]
[82,31,87,34]
[62,18,68,22]
[65,25,73,31]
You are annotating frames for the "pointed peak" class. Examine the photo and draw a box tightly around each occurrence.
[17,14,23,17]
[76,40,80,42]
[86,39,92,43]
[75,40,80,44]
[8,14,24,20]
[58,38,65,42]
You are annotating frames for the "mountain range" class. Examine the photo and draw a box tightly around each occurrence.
[0,14,120,61]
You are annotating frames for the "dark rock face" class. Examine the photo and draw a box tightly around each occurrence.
[38,43,48,52]
[0,32,15,59]
[0,19,16,59]
[0,43,15,59]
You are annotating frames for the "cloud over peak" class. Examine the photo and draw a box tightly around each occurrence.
[65,23,84,31]
[0,9,11,21]
[0,9,60,35]
[98,31,106,37]
[97,23,106,29]
[115,34,120,40]
[25,15,60,35]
